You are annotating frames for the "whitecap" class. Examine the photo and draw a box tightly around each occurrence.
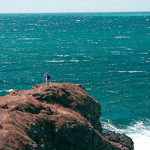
[110,51,120,55]
[87,40,93,42]
[29,24,38,26]
[114,36,130,39]
[45,60,65,63]
[92,42,99,44]
[19,38,40,40]
[141,53,148,55]
[118,71,128,73]
[128,71,146,73]
[88,56,94,59]
[127,48,133,51]
[70,60,79,62]
[3,80,13,84]
[31,53,39,56]
[109,91,118,94]
[0,89,13,93]
[118,71,146,73]
[54,55,69,57]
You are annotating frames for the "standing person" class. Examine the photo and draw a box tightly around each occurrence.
[44,73,51,85]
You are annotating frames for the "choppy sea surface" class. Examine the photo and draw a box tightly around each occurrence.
[0,12,150,149]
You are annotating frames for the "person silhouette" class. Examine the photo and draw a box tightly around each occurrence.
[44,73,51,85]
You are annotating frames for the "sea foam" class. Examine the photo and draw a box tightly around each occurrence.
[102,120,150,150]
[45,60,65,63]
[118,71,146,73]
[0,89,13,93]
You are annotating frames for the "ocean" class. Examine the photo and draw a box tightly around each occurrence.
[0,12,149,150]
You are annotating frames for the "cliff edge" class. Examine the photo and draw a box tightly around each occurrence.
[0,83,134,150]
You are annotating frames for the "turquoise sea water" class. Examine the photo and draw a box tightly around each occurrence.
[0,12,150,149]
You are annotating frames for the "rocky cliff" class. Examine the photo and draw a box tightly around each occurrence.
[0,83,134,150]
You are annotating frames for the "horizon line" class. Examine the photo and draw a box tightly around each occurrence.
[0,11,150,14]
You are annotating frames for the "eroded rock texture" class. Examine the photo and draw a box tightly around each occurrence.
[0,83,134,150]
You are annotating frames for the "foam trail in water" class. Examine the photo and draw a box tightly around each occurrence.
[114,36,130,39]
[70,60,79,62]
[118,71,146,73]
[0,89,13,93]
[54,55,69,57]
[45,60,65,63]
[102,120,150,150]
[3,80,14,84]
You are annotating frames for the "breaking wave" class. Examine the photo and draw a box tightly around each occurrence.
[102,120,150,150]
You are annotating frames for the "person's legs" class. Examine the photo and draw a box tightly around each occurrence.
[46,79,50,85]
[46,78,48,84]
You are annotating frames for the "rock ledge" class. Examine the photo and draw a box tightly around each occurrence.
[0,83,134,150]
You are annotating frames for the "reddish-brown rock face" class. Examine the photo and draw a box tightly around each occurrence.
[0,83,133,150]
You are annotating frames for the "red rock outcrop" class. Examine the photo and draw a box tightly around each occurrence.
[0,83,133,150]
